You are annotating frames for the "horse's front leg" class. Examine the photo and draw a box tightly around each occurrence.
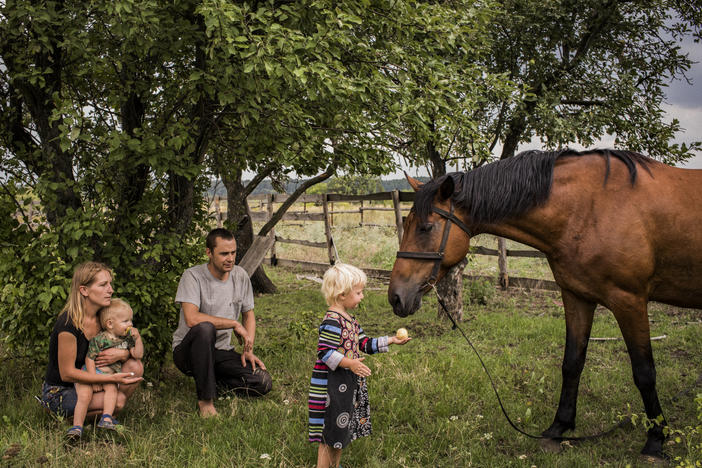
[543,289,596,438]
[613,305,667,458]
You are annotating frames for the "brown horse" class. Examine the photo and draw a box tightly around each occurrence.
[388,149,702,457]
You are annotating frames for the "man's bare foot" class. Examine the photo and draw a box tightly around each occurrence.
[197,400,218,418]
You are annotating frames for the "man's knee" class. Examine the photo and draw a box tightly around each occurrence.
[191,321,217,342]
[250,369,273,396]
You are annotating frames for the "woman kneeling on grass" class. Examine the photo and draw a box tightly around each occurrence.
[39,262,143,441]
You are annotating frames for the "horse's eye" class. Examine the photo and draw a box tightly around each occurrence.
[419,223,433,233]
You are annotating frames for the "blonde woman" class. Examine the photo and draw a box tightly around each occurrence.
[39,262,143,441]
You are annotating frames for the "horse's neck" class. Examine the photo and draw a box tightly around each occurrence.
[477,213,557,255]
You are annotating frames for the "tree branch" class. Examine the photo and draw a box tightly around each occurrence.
[257,166,335,237]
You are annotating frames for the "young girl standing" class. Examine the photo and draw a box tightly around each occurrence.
[308,263,410,468]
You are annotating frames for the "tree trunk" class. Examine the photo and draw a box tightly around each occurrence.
[436,257,468,322]
[425,134,466,321]
[222,172,277,294]
[427,134,445,178]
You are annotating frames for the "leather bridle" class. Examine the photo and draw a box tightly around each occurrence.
[396,201,472,287]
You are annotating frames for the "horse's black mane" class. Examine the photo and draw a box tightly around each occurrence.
[415,148,654,225]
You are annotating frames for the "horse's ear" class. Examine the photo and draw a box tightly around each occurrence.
[438,175,455,201]
[405,172,423,192]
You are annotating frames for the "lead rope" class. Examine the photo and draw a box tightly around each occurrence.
[430,284,631,442]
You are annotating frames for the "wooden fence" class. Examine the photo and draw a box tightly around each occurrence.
[213,191,559,291]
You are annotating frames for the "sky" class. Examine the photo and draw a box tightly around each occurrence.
[663,32,702,169]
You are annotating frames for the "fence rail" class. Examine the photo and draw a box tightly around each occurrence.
[211,190,557,291]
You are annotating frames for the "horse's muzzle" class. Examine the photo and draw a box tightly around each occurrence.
[388,283,424,317]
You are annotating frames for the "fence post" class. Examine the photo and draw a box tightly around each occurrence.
[267,194,277,265]
[322,194,335,264]
[391,190,403,244]
[359,199,364,227]
[498,237,509,289]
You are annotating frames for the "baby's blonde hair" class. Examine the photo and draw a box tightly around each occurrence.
[99,298,132,329]
[321,263,367,306]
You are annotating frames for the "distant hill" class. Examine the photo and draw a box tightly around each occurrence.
[209,177,431,197]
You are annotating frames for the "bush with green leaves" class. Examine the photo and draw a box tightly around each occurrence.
[671,393,702,467]
[0,192,207,374]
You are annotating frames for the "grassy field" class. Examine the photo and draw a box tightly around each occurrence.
[1,265,700,467]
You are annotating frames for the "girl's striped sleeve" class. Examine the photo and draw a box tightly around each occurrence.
[317,318,344,370]
[358,326,389,354]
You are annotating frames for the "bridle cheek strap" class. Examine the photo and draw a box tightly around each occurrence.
[396,202,471,287]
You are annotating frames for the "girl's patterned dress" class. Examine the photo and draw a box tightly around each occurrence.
[308,310,389,448]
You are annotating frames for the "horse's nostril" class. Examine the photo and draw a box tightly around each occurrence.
[390,294,402,308]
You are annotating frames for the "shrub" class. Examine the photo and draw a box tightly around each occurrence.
[465,279,495,305]
[672,393,702,467]
[0,203,205,374]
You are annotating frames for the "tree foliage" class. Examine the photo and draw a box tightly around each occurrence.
[0,0,505,363]
[326,175,383,196]
[401,0,702,174]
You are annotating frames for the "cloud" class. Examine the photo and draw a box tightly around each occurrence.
[664,36,702,109]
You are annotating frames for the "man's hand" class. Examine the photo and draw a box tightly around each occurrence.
[94,347,129,368]
[240,350,266,371]
[233,323,253,353]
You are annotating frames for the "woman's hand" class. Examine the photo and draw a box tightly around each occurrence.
[112,372,143,385]
[94,347,129,368]
[92,383,103,392]
[348,357,371,378]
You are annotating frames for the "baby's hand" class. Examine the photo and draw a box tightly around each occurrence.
[348,357,371,378]
[129,327,140,339]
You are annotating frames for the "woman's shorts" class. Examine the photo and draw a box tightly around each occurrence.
[40,382,77,417]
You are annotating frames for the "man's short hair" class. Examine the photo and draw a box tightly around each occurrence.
[321,263,367,306]
[206,228,235,251]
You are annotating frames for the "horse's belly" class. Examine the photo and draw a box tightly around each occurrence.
[649,267,702,309]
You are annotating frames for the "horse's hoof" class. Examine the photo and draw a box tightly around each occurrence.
[639,454,668,465]
[640,439,668,464]
[539,438,562,453]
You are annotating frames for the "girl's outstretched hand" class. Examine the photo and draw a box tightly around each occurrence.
[389,336,412,345]
[348,357,371,378]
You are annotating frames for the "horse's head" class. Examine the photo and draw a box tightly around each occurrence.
[388,173,473,317]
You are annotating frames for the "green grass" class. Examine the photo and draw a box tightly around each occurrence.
[2,268,700,466]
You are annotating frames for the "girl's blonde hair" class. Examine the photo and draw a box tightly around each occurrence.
[62,261,112,333]
[99,298,132,329]
[321,263,367,306]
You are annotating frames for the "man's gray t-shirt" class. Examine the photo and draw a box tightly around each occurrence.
[172,264,254,351]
